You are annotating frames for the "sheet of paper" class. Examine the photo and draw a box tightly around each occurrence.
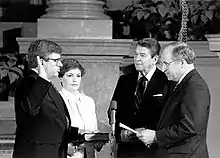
[119,123,138,134]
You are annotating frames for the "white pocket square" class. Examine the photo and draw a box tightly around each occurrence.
[153,94,163,97]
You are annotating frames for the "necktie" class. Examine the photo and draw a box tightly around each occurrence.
[134,76,147,110]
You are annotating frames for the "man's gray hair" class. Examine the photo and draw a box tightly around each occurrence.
[166,41,196,64]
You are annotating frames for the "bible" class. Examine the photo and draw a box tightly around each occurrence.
[83,132,109,142]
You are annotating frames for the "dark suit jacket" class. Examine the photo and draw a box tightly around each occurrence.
[110,67,169,158]
[13,70,78,158]
[156,69,211,158]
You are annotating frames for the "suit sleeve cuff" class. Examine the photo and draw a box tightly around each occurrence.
[156,129,167,147]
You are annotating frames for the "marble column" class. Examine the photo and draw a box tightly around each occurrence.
[38,0,112,39]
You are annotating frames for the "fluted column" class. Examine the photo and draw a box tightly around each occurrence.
[41,0,109,19]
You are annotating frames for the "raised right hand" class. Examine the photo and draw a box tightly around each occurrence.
[36,56,48,81]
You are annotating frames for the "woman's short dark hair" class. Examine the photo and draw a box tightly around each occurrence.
[59,58,85,78]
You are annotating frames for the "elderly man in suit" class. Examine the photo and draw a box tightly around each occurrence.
[108,38,170,158]
[137,41,211,158]
[13,39,79,158]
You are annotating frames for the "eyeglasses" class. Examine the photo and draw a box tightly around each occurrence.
[43,57,62,64]
[162,59,180,68]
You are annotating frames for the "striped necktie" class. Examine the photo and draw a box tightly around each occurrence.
[134,76,148,110]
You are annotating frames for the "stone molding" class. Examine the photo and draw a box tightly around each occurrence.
[205,34,220,53]
[124,41,220,67]
[160,41,217,57]
[123,57,220,68]
[17,38,132,57]
[17,38,220,66]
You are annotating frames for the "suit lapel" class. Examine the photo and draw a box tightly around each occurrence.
[131,70,139,93]
[157,88,179,128]
[143,68,160,98]
[49,85,69,127]
[157,69,197,128]
[26,70,69,127]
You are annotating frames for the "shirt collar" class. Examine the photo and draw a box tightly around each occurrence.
[138,66,156,81]
[31,68,38,74]
[177,67,195,85]
[60,88,81,101]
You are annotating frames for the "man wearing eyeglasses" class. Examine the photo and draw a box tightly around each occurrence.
[13,39,79,158]
[137,41,211,158]
[108,38,170,158]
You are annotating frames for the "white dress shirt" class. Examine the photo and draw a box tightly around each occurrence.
[137,66,157,92]
[138,66,156,81]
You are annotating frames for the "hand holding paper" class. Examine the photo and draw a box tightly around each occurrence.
[136,129,156,147]
[119,123,146,143]
[119,123,138,143]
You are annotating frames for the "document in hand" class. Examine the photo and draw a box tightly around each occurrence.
[119,123,138,134]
